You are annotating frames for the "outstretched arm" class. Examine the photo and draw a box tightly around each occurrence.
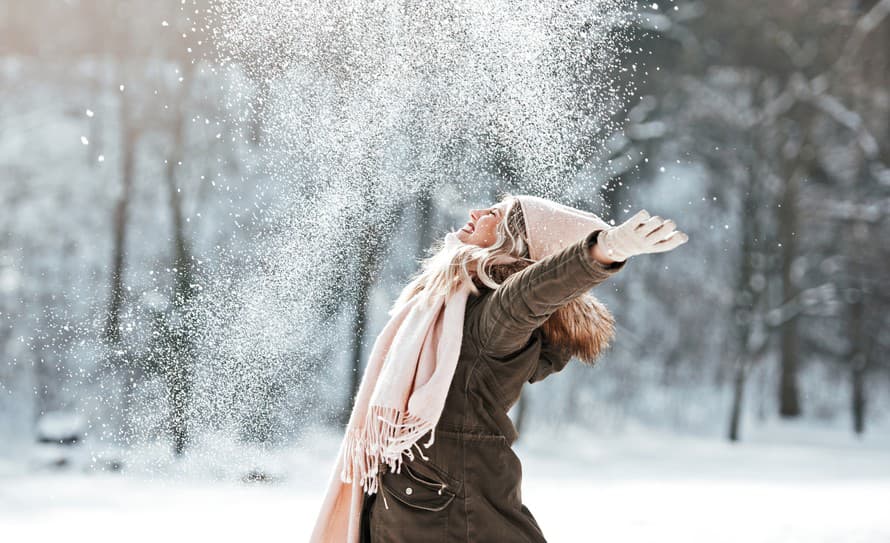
[476,229,626,358]
[476,209,689,359]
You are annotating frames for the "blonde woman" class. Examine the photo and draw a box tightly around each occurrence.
[311,193,688,542]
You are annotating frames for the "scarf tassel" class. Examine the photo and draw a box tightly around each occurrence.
[340,405,437,496]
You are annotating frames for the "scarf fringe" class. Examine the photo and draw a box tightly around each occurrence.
[339,405,436,495]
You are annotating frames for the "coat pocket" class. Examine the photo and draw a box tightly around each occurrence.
[380,461,457,512]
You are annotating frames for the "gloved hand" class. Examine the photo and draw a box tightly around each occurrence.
[596,210,689,262]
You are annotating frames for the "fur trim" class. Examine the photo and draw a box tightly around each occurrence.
[540,293,616,365]
[475,262,617,365]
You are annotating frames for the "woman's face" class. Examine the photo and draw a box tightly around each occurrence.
[456,201,510,247]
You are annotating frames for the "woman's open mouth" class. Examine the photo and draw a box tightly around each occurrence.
[460,222,475,234]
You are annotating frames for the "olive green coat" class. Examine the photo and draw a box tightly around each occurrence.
[361,229,626,542]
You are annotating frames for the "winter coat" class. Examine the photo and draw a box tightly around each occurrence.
[360,228,626,542]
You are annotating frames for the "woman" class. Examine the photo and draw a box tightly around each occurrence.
[311,193,688,542]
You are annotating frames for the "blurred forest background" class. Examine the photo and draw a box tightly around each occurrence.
[1,0,888,470]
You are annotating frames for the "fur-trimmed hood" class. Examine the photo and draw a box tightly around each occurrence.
[474,261,617,366]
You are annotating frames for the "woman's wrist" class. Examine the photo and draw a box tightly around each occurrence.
[590,242,618,265]
[588,230,619,265]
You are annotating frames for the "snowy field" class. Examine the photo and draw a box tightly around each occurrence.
[2,421,888,543]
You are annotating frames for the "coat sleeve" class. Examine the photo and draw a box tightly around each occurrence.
[527,334,573,384]
[476,228,626,358]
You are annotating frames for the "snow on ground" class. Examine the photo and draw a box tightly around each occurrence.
[1,421,888,543]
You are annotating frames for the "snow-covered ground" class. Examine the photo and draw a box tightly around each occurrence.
[1,421,888,543]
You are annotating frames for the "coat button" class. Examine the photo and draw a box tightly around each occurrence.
[405,487,413,495]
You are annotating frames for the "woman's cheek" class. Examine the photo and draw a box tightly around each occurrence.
[481,225,498,246]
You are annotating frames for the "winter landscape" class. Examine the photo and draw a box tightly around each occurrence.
[1,1,889,542]
[3,422,890,542]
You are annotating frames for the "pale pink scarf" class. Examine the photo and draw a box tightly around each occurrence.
[309,233,473,543]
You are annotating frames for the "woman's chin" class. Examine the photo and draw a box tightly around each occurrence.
[445,231,467,248]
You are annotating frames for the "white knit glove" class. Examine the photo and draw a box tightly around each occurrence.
[596,210,689,262]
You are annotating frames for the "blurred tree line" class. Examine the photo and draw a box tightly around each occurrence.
[0,0,887,459]
[621,0,890,440]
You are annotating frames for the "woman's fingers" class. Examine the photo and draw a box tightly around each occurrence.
[628,209,650,229]
[638,215,664,236]
[646,218,676,240]
[650,230,689,252]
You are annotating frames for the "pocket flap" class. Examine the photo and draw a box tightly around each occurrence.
[380,462,456,512]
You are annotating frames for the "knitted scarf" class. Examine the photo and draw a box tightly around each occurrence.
[309,244,473,542]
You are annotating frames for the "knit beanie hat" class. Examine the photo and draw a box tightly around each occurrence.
[515,195,612,260]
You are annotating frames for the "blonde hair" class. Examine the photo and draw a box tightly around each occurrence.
[392,193,530,309]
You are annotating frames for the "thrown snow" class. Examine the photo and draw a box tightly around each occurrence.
[181,0,639,441]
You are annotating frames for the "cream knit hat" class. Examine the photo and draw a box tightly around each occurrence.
[515,195,611,260]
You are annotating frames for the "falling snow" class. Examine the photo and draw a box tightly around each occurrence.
[182,0,638,441]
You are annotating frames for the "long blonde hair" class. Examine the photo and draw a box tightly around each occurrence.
[392,194,530,309]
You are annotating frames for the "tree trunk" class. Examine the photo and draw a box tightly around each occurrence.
[167,328,191,457]
[728,358,745,442]
[103,86,136,346]
[415,188,436,258]
[341,236,377,427]
[725,154,764,441]
[249,76,270,145]
[164,64,198,455]
[778,166,802,418]
[849,272,867,435]
[339,187,403,427]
